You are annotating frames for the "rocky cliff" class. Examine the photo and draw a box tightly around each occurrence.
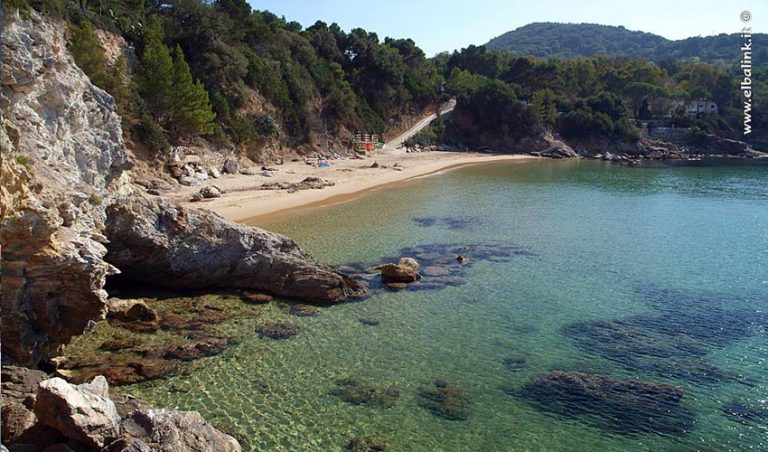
[1,12,134,367]
[0,11,361,368]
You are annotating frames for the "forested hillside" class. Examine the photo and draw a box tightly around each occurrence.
[486,23,768,68]
[428,45,767,149]
[6,0,444,155]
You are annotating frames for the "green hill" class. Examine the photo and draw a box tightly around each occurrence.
[486,22,768,67]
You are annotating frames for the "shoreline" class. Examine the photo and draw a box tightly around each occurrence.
[177,152,538,224]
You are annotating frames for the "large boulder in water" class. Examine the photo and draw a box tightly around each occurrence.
[104,196,365,303]
[516,371,693,434]
[380,263,421,284]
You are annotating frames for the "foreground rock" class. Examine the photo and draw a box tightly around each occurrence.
[516,371,694,435]
[1,366,241,451]
[35,376,120,448]
[105,195,365,303]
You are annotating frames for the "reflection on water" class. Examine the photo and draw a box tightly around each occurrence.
[110,160,767,451]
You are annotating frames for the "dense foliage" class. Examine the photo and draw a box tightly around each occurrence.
[434,45,767,148]
[486,23,768,68]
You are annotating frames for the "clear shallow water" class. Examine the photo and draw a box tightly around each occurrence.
[124,159,768,451]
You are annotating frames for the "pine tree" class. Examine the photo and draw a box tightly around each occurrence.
[136,16,174,124]
[170,45,216,136]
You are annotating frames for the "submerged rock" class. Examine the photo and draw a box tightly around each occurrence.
[562,295,761,385]
[346,436,387,451]
[516,371,694,435]
[413,217,473,230]
[502,355,528,372]
[159,310,228,331]
[55,353,181,386]
[721,400,768,425]
[100,337,143,351]
[162,338,228,362]
[257,320,301,339]
[331,378,400,407]
[240,292,274,304]
[289,304,319,317]
[417,380,471,420]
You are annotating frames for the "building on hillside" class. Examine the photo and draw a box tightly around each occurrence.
[667,99,718,117]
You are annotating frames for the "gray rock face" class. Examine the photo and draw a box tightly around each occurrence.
[1,12,133,367]
[35,376,121,448]
[105,196,365,303]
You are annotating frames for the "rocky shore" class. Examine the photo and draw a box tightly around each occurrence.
[437,129,766,161]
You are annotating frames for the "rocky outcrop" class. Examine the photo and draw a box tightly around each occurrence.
[524,131,579,158]
[1,367,241,451]
[104,195,364,303]
[1,11,133,367]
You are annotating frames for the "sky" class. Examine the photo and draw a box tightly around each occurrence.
[248,0,767,56]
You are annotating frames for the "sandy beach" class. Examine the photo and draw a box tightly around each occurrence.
[173,150,537,224]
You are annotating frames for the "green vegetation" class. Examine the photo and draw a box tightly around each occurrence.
[14,155,33,173]
[486,23,768,68]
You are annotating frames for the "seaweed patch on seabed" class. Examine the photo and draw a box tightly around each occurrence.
[562,287,768,386]
[338,243,539,296]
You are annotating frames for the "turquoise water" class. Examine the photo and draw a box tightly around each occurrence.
[125,159,768,451]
